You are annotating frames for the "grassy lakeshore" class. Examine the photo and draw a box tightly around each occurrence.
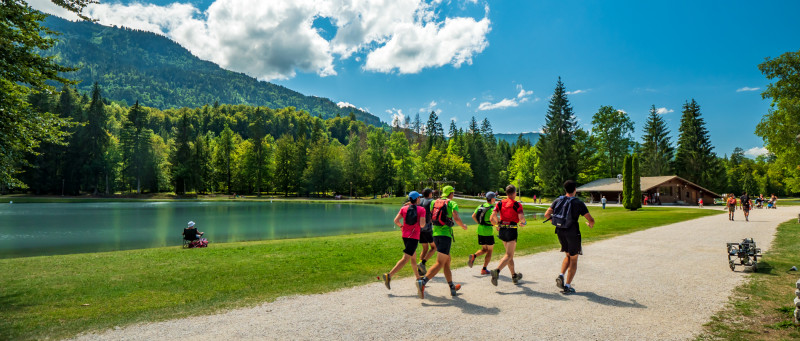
[0,206,721,340]
[698,219,800,340]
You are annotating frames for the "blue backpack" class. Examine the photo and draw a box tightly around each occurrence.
[551,196,576,229]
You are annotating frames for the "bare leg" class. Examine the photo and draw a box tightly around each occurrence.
[422,242,437,261]
[496,240,517,273]
[443,256,453,282]
[424,252,449,279]
[420,243,430,260]
[565,255,579,284]
[483,245,493,268]
[388,253,413,277]
[560,253,571,274]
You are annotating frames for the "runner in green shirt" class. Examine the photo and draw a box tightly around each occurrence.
[468,192,496,275]
[416,185,469,299]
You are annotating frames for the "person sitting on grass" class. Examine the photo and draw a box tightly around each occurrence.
[185,221,204,239]
[381,191,427,290]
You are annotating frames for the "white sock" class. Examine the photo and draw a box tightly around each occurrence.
[565,283,571,288]
[559,273,564,277]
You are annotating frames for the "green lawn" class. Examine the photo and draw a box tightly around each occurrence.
[0,206,720,340]
[698,219,800,340]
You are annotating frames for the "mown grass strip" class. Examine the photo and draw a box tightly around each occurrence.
[0,206,719,340]
[698,219,800,340]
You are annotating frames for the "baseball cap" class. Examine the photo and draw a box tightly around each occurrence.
[408,191,422,201]
[485,191,496,200]
[441,186,455,198]
[187,221,195,227]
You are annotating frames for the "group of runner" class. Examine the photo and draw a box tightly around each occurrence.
[725,192,779,222]
[380,180,595,299]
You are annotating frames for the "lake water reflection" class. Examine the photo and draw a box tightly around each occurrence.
[0,201,541,258]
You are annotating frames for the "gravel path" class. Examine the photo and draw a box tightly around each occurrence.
[72,208,796,340]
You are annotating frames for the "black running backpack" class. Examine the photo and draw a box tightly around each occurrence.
[551,196,576,229]
[404,204,419,225]
[476,205,492,225]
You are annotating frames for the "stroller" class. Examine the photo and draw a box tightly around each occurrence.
[767,200,774,209]
[755,198,763,209]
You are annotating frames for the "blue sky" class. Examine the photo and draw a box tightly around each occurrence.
[32,0,800,157]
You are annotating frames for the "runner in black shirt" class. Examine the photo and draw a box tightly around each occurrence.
[545,180,595,294]
[740,192,751,222]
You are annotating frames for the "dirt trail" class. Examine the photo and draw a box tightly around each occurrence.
[72,208,796,340]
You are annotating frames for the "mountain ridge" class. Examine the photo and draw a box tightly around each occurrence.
[42,15,382,126]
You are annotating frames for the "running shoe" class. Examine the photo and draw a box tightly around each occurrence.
[450,283,461,296]
[556,274,565,289]
[563,285,576,295]
[468,254,476,268]
[512,273,523,284]
[417,262,427,276]
[490,269,499,286]
[416,279,425,299]
[481,268,491,275]
[382,273,391,290]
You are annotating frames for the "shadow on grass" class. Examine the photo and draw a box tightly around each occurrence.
[421,294,501,315]
[573,291,646,309]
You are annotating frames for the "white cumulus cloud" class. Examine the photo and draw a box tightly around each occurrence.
[655,107,674,114]
[736,87,760,92]
[386,108,405,124]
[478,84,534,111]
[31,0,491,81]
[745,147,769,158]
[337,101,356,108]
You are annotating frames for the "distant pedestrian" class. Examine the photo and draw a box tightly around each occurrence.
[416,186,469,298]
[740,192,751,222]
[488,185,527,286]
[545,180,595,294]
[469,192,497,275]
[698,197,704,208]
[381,191,427,290]
[601,196,607,209]
[727,194,737,221]
[416,188,437,275]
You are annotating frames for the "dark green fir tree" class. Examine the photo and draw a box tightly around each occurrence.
[537,77,578,195]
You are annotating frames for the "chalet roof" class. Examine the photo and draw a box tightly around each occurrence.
[576,175,721,197]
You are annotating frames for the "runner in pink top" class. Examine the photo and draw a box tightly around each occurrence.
[380,191,426,290]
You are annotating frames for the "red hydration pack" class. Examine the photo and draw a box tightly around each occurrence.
[498,198,521,224]
[431,199,453,226]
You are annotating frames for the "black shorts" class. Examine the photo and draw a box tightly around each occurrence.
[433,236,452,256]
[557,231,582,256]
[498,227,518,242]
[419,229,434,244]
[402,237,419,256]
[742,205,750,212]
[478,235,495,245]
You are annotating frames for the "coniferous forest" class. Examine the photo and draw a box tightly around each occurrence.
[2,3,797,198]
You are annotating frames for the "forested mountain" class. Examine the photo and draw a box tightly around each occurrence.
[495,132,539,146]
[41,16,382,126]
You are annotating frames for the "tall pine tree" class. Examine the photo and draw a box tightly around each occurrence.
[640,105,675,176]
[171,113,193,194]
[425,111,444,151]
[674,99,717,186]
[81,82,110,194]
[537,77,578,194]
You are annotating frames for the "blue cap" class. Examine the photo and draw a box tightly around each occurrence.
[486,192,496,200]
[408,191,422,201]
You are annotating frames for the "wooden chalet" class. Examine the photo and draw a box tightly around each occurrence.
[576,175,720,205]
